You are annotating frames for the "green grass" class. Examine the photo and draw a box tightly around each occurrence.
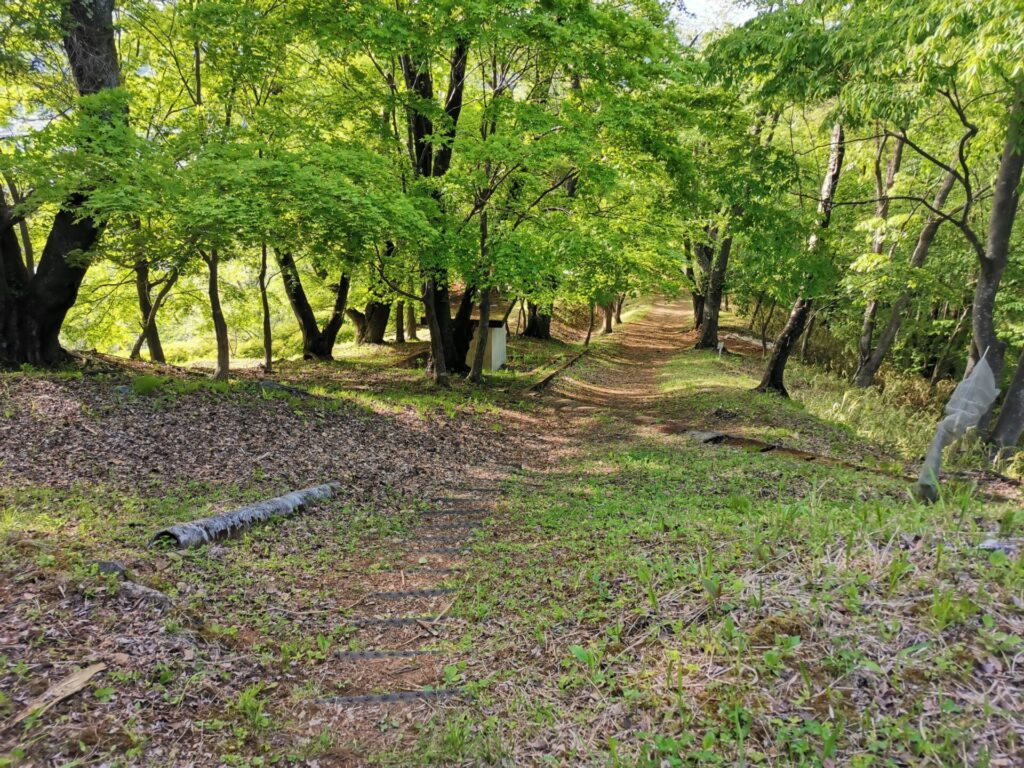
[388,340,1023,767]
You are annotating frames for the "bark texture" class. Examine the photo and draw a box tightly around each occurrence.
[523,301,552,339]
[983,90,1024,449]
[694,236,733,350]
[275,250,350,360]
[132,259,166,362]
[400,39,469,382]
[757,123,845,396]
[347,301,391,345]
[204,250,230,380]
[152,483,340,549]
[0,1,120,366]
[468,288,491,383]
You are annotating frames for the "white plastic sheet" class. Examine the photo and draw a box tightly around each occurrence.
[917,352,999,500]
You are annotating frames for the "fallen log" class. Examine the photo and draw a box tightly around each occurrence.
[523,348,590,395]
[151,482,341,549]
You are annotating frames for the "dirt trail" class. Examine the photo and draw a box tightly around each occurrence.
[310,301,697,762]
[543,301,691,414]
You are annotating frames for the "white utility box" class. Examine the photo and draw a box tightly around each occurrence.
[466,320,507,371]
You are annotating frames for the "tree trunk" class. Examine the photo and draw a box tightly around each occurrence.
[692,293,705,330]
[615,294,625,324]
[451,286,476,370]
[974,87,1024,410]
[757,123,845,396]
[258,243,273,373]
[275,250,349,360]
[348,300,390,345]
[0,0,120,366]
[132,259,166,362]
[852,168,957,387]
[855,135,904,379]
[422,277,450,387]
[584,301,595,346]
[695,237,733,350]
[468,291,491,383]
[405,293,418,340]
[395,300,405,343]
[755,298,813,397]
[401,41,468,385]
[129,268,177,362]
[991,345,1024,451]
[204,250,230,380]
[523,301,552,339]
[686,253,705,331]
[800,310,815,363]
[363,301,390,344]
[601,303,614,334]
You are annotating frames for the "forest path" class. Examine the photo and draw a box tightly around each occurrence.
[544,299,692,413]
[320,301,696,762]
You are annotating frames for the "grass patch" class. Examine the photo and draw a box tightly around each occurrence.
[391,338,1023,766]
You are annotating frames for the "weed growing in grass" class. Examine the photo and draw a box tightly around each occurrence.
[233,683,271,732]
[403,427,1021,764]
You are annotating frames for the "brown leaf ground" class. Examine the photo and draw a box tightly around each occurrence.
[1,300,1021,766]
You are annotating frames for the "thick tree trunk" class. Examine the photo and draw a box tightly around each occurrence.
[757,123,845,396]
[347,300,390,345]
[401,40,467,386]
[992,345,1024,451]
[615,294,625,324]
[204,250,230,380]
[132,259,166,362]
[692,293,705,330]
[405,293,418,340]
[421,277,450,387]
[974,89,1024,407]
[755,298,813,397]
[258,244,273,373]
[275,250,349,360]
[451,286,476,370]
[523,301,552,340]
[0,1,120,366]
[364,301,390,344]
[695,237,733,350]
[601,303,614,334]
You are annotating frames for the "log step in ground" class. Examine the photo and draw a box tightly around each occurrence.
[419,521,481,530]
[335,649,434,661]
[323,688,462,707]
[352,616,450,627]
[371,588,455,599]
[314,487,495,715]
[408,546,469,555]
